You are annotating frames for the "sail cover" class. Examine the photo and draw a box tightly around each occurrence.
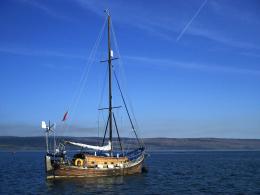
[66,141,111,151]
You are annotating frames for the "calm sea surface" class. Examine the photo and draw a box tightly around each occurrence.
[0,151,260,194]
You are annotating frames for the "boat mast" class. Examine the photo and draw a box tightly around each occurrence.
[106,10,113,155]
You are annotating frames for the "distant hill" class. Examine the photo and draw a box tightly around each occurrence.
[1,136,260,151]
[143,138,260,150]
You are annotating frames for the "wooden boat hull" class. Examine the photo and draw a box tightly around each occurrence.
[46,155,144,179]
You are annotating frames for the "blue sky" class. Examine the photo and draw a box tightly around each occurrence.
[0,0,259,138]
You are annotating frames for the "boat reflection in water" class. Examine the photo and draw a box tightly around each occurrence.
[45,174,147,194]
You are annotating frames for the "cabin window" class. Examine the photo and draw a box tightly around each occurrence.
[111,162,114,164]
[91,161,95,164]
[104,162,107,164]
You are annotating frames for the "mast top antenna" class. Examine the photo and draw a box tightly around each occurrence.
[104,9,110,16]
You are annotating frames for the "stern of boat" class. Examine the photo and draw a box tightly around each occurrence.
[45,155,53,172]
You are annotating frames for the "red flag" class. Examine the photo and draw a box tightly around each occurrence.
[62,111,68,122]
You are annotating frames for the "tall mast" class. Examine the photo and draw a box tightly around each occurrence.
[106,10,113,155]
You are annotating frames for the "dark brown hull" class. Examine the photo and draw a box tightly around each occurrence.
[47,156,144,179]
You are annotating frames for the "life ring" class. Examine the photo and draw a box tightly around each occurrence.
[75,158,84,166]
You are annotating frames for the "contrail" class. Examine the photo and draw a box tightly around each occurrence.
[176,0,208,42]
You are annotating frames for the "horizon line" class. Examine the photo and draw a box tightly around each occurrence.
[0,136,259,140]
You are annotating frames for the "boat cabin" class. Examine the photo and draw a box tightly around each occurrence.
[73,153,129,168]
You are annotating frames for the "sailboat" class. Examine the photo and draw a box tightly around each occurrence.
[42,10,146,179]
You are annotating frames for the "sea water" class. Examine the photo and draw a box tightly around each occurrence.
[0,151,260,194]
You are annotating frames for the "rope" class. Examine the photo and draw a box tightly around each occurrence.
[110,19,146,149]
[97,64,108,145]
[113,70,142,148]
[58,15,107,139]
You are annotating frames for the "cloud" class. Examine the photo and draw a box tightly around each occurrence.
[181,1,260,50]
[209,0,260,25]
[0,46,85,59]
[76,0,260,52]
[0,46,88,71]
[188,26,260,50]
[74,0,179,41]
[56,124,98,137]
[240,52,260,59]
[176,0,208,41]
[125,55,260,76]
[0,123,42,136]
[0,123,97,137]
[20,0,74,22]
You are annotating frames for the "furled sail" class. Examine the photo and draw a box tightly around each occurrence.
[66,141,111,151]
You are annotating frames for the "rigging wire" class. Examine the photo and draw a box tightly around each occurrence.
[56,15,145,152]
[58,15,108,140]
[113,70,142,148]
[111,20,143,148]
[110,19,146,148]
[110,20,134,150]
[97,65,109,144]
